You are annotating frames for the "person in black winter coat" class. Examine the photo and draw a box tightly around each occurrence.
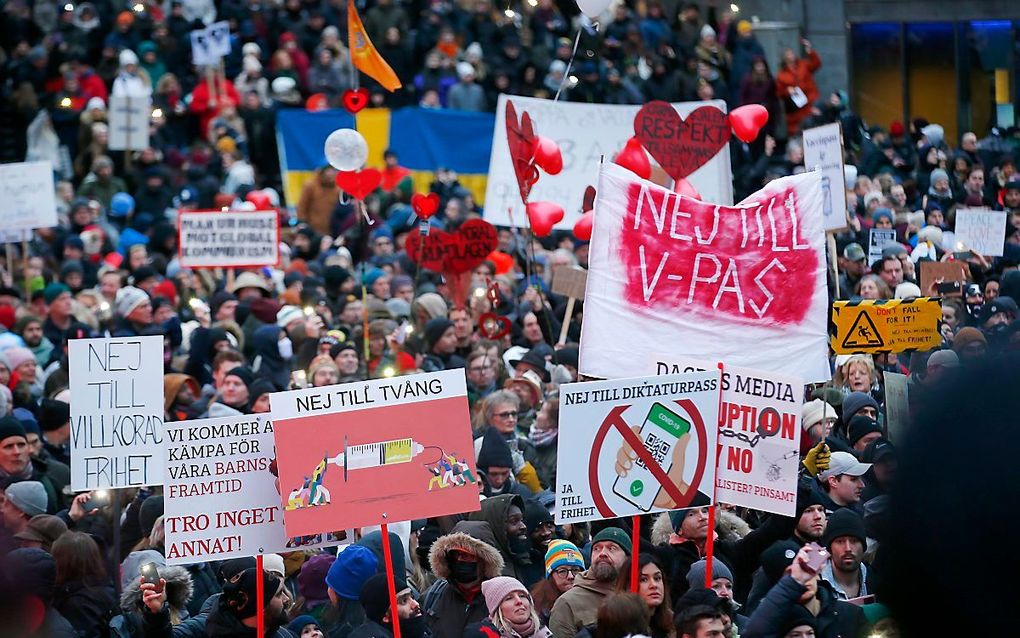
[4,548,76,638]
[52,531,118,638]
[349,573,430,638]
[251,324,292,390]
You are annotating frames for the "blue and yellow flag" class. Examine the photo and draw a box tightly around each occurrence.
[276,107,495,208]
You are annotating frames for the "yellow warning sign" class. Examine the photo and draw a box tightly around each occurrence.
[831,298,942,354]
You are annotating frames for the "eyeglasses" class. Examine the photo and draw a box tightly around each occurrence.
[493,411,518,419]
[553,567,582,577]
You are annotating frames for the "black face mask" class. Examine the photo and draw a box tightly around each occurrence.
[448,555,479,584]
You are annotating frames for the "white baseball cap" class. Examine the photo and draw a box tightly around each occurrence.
[819,452,872,481]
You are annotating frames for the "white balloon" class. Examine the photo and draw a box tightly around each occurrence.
[324,128,368,171]
[574,0,612,19]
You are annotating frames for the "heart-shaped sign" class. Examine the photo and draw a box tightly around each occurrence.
[405,218,498,273]
[634,101,731,181]
[478,312,512,340]
[341,88,370,114]
[506,100,538,204]
[411,192,440,219]
[335,168,381,200]
[582,185,596,213]
[526,201,564,238]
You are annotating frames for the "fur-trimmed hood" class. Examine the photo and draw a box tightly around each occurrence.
[120,564,194,613]
[650,510,751,545]
[428,522,505,581]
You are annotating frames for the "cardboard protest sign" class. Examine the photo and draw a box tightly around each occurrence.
[178,210,279,268]
[555,371,719,524]
[108,95,151,151]
[0,229,31,244]
[485,96,733,231]
[580,163,830,383]
[919,261,968,297]
[69,336,164,490]
[802,123,848,232]
[867,228,897,266]
[831,297,941,354]
[551,266,587,300]
[270,369,479,536]
[883,372,910,443]
[650,356,802,516]
[954,208,1007,257]
[164,414,348,565]
[190,21,231,66]
[0,161,57,231]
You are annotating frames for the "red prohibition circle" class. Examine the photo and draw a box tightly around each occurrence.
[587,398,709,519]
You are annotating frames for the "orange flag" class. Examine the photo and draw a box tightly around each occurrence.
[348,2,402,92]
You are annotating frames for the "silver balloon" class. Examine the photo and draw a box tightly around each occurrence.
[324,128,368,171]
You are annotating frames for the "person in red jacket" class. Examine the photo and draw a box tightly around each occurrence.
[189,71,240,138]
[775,39,821,137]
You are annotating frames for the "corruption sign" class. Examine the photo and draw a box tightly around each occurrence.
[164,414,348,565]
[831,297,942,354]
[650,356,802,516]
[178,210,279,268]
[554,372,719,525]
[270,369,479,536]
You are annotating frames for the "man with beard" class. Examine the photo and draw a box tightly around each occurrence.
[548,527,631,638]
[818,510,870,601]
[521,501,556,586]
[15,317,54,368]
[469,494,532,584]
[140,565,293,637]
[350,573,428,638]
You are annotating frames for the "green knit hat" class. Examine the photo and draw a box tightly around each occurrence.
[591,527,631,555]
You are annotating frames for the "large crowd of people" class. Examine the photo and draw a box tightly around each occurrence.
[1,1,1019,638]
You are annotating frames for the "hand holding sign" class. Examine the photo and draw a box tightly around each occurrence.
[615,425,691,509]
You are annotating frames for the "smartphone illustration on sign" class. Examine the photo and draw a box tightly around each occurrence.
[613,403,691,512]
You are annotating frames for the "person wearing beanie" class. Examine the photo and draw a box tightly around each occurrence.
[846,416,883,453]
[952,326,987,364]
[838,391,879,441]
[350,573,427,638]
[3,345,41,394]
[800,398,836,451]
[4,481,49,534]
[548,527,630,638]
[14,514,67,552]
[138,495,164,539]
[420,317,465,373]
[685,558,735,599]
[297,553,335,617]
[521,501,555,585]
[744,542,865,637]
[39,399,71,467]
[113,286,153,336]
[325,545,380,636]
[277,305,305,332]
[530,539,584,623]
[207,366,254,416]
[464,576,551,638]
[288,615,323,638]
[818,509,870,601]
[474,428,532,501]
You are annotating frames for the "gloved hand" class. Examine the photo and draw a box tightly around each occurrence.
[802,441,831,477]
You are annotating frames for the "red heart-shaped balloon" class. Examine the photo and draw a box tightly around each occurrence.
[341,88,370,114]
[478,312,512,340]
[614,136,651,179]
[306,93,329,111]
[411,192,440,219]
[674,177,702,199]
[486,250,515,275]
[534,136,563,175]
[506,101,538,204]
[245,190,272,209]
[582,185,596,213]
[526,201,564,238]
[729,104,769,143]
[634,101,731,181]
[335,168,381,200]
[405,218,498,273]
[573,210,594,241]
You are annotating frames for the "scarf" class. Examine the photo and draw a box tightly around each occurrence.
[504,616,536,638]
[528,425,557,448]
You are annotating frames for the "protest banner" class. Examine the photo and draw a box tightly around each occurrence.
[190,21,231,66]
[867,228,898,266]
[831,297,941,354]
[108,95,151,151]
[270,369,479,536]
[164,414,348,565]
[802,123,848,232]
[0,161,57,231]
[485,96,733,231]
[554,371,719,524]
[178,210,279,268]
[919,261,968,297]
[953,208,1007,257]
[883,372,910,443]
[580,163,830,383]
[69,336,164,490]
[649,356,801,517]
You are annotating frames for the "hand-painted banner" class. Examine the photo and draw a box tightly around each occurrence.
[802,123,848,232]
[164,414,349,565]
[649,356,802,516]
[580,163,829,383]
[830,297,942,354]
[554,372,719,525]
[485,96,733,231]
[954,208,1007,257]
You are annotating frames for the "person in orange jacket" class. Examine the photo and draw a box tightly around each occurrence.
[775,39,821,138]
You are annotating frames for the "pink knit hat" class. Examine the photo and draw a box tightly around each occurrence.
[481,576,529,616]
[2,347,36,372]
